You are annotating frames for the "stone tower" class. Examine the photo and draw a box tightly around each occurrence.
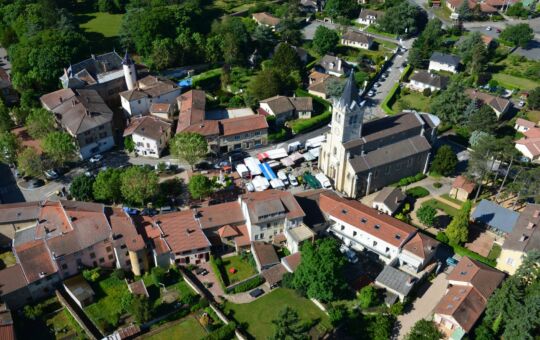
[331,71,364,143]
[122,51,137,91]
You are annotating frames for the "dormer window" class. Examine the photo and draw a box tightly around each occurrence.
[395,234,401,240]
[361,218,367,223]
[374,224,380,230]
[342,209,347,214]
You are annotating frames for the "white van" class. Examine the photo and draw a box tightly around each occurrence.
[315,173,332,189]
[277,170,289,186]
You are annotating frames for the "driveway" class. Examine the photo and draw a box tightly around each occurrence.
[193,262,225,302]
[396,273,448,339]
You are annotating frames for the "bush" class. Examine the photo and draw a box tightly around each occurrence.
[358,285,377,309]
[281,272,294,289]
[417,205,437,226]
[83,268,101,282]
[436,231,449,243]
[433,182,442,188]
[23,304,44,320]
[422,88,432,97]
[190,297,210,312]
[290,110,332,134]
[230,276,264,294]
[389,302,404,316]
[328,305,347,326]
[381,83,401,114]
[396,173,427,187]
[151,266,167,285]
[201,322,237,340]
[405,186,429,198]
[112,269,125,280]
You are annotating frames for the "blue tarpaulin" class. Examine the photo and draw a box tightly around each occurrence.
[178,78,192,88]
[259,163,277,181]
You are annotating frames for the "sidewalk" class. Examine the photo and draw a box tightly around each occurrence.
[222,284,270,304]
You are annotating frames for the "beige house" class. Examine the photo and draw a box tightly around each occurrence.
[341,30,373,50]
[450,176,476,201]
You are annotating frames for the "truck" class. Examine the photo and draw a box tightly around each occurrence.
[303,172,321,189]
[257,148,288,161]
[287,141,302,153]
[277,170,289,186]
[244,157,262,176]
[315,173,332,189]
[305,135,325,149]
[236,164,249,178]
[270,178,285,189]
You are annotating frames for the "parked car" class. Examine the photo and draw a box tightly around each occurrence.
[28,178,45,188]
[374,83,381,88]
[123,207,139,216]
[141,208,158,216]
[44,169,59,180]
[249,288,264,298]
[277,170,289,186]
[446,257,458,267]
[89,154,103,163]
[288,174,299,186]
[519,100,525,107]
[315,173,332,189]
[496,28,501,33]
[367,91,375,97]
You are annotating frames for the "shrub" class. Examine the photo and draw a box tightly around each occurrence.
[112,269,125,280]
[151,266,167,285]
[397,173,427,187]
[406,186,430,198]
[436,231,449,243]
[433,182,442,188]
[417,205,437,226]
[230,276,264,294]
[389,302,404,316]
[83,268,101,282]
[281,272,294,289]
[201,322,237,340]
[358,285,377,309]
[290,110,332,134]
[190,297,210,312]
[328,305,347,326]
[23,304,43,320]
[382,83,401,114]
[210,255,227,291]
[422,88,432,97]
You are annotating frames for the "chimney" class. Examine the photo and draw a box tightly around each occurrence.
[91,54,96,60]
[59,96,63,103]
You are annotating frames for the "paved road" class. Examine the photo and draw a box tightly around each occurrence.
[0,164,24,203]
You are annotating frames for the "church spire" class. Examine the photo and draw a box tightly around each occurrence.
[337,71,358,110]
[122,50,134,66]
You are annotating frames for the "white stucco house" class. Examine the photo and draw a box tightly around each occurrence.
[123,116,172,158]
[428,52,461,74]
[119,76,181,117]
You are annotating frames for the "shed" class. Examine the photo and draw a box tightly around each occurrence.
[63,275,95,308]
[375,266,416,303]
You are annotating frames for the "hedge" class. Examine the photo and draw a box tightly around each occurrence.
[406,186,430,198]
[381,83,400,115]
[290,89,332,134]
[400,64,413,82]
[436,232,496,267]
[209,255,227,292]
[229,275,264,294]
[193,68,221,88]
[201,322,237,340]
[394,173,427,187]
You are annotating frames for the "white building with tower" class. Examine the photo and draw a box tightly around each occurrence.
[319,72,440,198]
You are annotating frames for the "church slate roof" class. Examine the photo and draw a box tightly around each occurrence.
[336,71,358,111]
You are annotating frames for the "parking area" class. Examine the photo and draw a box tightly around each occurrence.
[191,262,225,301]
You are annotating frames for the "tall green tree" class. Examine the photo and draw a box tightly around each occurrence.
[500,24,534,48]
[0,100,12,133]
[70,174,95,201]
[467,104,498,133]
[210,17,250,65]
[247,68,286,101]
[0,131,19,164]
[324,0,359,18]
[128,296,151,324]
[253,25,276,57]
[17,147,43,178]
[312,26,339,56]
[269,307,308,340]
[446,200,472,244]
[188,174,213,200]
[528,87,540,110]
[148,38,177,71]
[120,166,159,206]
[405,319,443,340]
[93,168,123,203]
[358,285,377,308]
[430,75,471,125]
[377,2,427,37]
[26,108,55,139]
[457,32,488,77]
[42,131,76,166]
[292,238,347,302]
[408,19,443,69]
[169,132,208,170]
[431,145,458,176]
[417,205,437,227]
[272,43,302,76]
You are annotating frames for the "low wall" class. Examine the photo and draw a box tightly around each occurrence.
[56,289,103,340]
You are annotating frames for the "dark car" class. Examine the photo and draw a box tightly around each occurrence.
[141,208,158,216]
[123,207,140,216]
[249,288,264,298]
[160,206,178,214]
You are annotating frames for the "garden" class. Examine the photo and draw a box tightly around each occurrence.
[223,288,332,339]
[144,316,207,340]
[220,255,257,285]
[390,89,432,113]
[489,54,540,91]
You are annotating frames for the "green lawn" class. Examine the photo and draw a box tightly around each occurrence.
[222,255,257,285]
[527,111,540,123]
[224,288,332,339]
[85,276,130,331]
[365,26,398,39]
[492,73,540,91]
[46,309,85,339]
[422,198,460,217]
[0,251,16,269]
[391,92,432,112]
[78,12,123,38]
[440,193,465,207]
[143,316,207,340]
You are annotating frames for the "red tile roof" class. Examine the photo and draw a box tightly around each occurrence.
[320,192,416,247]
[196,201,245,229]
[218,225,239,238]
[155,211,210,254]
[282,252,301,272]
[15,239,57,283]
[0,264,27,295]
[452,175,476,194]
[220,115,268,137]
[402,233,439,260]
[252,241,280,267]
[177,90,207,134]
[108,208,145,252]
[234,225,251,248]
[434,285,486,332]
[447,256,505,300]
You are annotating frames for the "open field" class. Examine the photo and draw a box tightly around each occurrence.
[143,316,207,340]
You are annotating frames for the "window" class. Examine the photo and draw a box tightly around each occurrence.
[506,257,514,266]
[385,247,390,252]
[373,241,377,247]
[361,218,367,223]
[125,251,129,256]
[99,257,105,263]
[341,225,345,231]
[374,224,380,230]
[106,246,112,252]
[259,233,264,239]
[108,254,114,260]
[120,244,127,249]
[255,235,259,240]
[61,263,68,270]
[90,252,96,259]
[353,231,357,237]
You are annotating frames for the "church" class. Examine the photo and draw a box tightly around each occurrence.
[319,73,440,198]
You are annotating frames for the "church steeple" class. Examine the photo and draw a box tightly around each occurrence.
[336,71,358,111]
[122,50,137,90]
[331,71,364,143]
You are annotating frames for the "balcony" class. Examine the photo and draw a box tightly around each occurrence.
[330,227,390,259]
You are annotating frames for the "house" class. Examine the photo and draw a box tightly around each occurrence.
[120,75,181,117]
[316,55,350,77]
[398,232,439,274]
[308,71,338,100]
[428,52,461,74]
[0,201,40,248]
[433,257,505,336]
[251,241,280,272]
[262,252,302,288]
[40,88,116,160]
[127,279,150,298]
[178,90,268,154]
[375,266,416,303]
[320,192,417,263]
[150,103,174,121]
[471,199,520,236]
[63,275,95,308]
[515,127,540,161]
[446,0,509,14]
[372,187,406,216]
[319,73,439,198]
[59,51,136,104]
[450,175,476,201]
[497,204,540,275]
[408,70,449,92]
[341,30,373,50]
[123,116,172,158]
[0,68,17,105]
[284,224,315,253]
[252,12,281,29]
[259,95,313,125]
[357,9,383,25]
[514,118,536,133]
[465,89,511,118]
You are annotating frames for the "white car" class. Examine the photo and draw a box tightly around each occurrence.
[486,26,492,31]
[288,174,299,186]
[374,83,381,88]
[367,91,375,97]
[44,169,58,180]
[315,173,332,189]
[246,182,255,192]
[89,154,103,163]
[277,170,289,186]
[519,100,525,107]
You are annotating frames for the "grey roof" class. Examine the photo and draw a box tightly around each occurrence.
[342,30,373,45]
[0,202,40,224]
[376,265,416,296]
[336,71,359,111]
[13,227,37,248]
[410,70,449,89]
[318,55,349,75]
[359,9,383,20]
[260,96,295,115]
[430,52,461,67]
[62,52,123,85]
[471,200,519,234]
[373,187,406,213]
[349,135,431,173]
[502,203,540,252]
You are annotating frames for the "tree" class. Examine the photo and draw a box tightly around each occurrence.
[528,87,540,110]
[124,136,135,153]
[253,25,276,57]
[120,166,159,206]
[0,100,12,133]
[500,24,534,48]
[431,145,458,176]
[324,0,360,18]
[169,132,208,170]
[467,104,497,133]
[367,314,394,340]
[377,2,427,37]
[247,68,285,101]
[446,200,471,244]
[291,238,347,302]
[210,17,250,65]
[0,132,19,164]
[42,131,76,166]
[457,32,488,78]
[405,319,443,340]
[469,130,490,148]
[408,19,443,69]
[93,168,123,203]
[506,2,529,18]
[417,205,437,226]
[269,307,308,340]
[188,174,214,200]
[430,76,471,125]
[26,108,55,139]
[325,78,345,98]
[129,296,151,324]
[358,285,377,308]
[17,148,43,178]
[272,43,302,76]
[457,0,473,21]
[148,38,177,71]
[312,26,339,56]
[70,174,95,201]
